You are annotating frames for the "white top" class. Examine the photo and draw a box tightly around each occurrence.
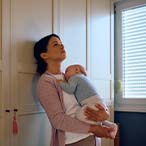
[53,74,90,144]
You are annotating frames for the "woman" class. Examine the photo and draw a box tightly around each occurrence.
[34,34,113,146]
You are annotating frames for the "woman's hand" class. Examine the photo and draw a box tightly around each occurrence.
[84,103,110,122]
[89,125,114,139]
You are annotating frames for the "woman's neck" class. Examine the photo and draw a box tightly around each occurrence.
[47,61,61,74]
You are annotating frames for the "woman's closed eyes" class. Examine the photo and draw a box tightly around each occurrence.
[51,40,63,47]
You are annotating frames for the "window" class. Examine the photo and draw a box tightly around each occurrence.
[115,0,146,112]
[122,5,146,99]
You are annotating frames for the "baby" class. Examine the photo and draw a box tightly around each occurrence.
[60,64,117,138]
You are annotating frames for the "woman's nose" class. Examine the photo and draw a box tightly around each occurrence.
[60,44,64,48]
[60,44,65,51]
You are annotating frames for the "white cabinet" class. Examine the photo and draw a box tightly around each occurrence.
[0,0,114,146]
[11,0,53,145]
[0,0,2,145]
[1,0,53,146]
[88,0,114,145]
[54,0,87,71]
[0,0,11,145]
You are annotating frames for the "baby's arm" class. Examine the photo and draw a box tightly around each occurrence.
[60,77,78,94]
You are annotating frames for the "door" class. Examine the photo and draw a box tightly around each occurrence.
[0,0,2,143]
[88,0,114,145]
[0,0,3,144]
[53,0,87,70]
[54,1,114,146]
[8,0,53,146]
[1,0,114,146]
[1,0,12,145]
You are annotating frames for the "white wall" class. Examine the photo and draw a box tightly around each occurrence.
[0,0,114,146]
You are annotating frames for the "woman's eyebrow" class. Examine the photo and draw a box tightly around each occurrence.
[51,41,62,45]
[51,41,57,45]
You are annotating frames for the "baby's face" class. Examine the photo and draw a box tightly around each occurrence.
[65,66,82,80]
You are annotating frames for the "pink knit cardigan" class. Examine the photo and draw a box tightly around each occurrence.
[37,71,90,146]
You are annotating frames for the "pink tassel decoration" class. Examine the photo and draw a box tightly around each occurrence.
[13,111,19,135]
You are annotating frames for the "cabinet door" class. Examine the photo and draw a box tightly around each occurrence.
[10,0,53,146]
[88,0,114,146]
[0,0,11,146]
[0,1,3,144]
[54,0,87,71]
[0,0,2,143]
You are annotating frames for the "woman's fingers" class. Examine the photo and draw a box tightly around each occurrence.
[92,125,114,139]
[84,104,110,122]
[102,126,115,139]
[85,106,98,115]
[95,103,109,115]
[84,107,99,121]
[95,103,105,110]
[84,107,93,114]
[84,112,97,121]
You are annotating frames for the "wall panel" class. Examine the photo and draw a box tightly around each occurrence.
[54,0,87,71]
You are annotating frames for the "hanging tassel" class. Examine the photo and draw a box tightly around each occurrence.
[13,110,19,135]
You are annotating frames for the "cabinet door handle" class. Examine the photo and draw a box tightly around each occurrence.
[5,109,10,113]
[13,109,19,135]
[14,109,18,112]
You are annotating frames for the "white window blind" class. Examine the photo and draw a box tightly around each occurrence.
[122,5,146,98]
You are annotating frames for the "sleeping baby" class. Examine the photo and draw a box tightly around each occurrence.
[60,64,117,138]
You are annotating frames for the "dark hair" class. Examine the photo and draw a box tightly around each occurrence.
[34,34,60,75]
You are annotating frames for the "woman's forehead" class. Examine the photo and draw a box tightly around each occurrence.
[49,37,61,44]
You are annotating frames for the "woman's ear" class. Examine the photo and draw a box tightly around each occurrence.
[40,52,48,60]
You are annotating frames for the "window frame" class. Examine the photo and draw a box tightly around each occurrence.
[114,0,146,112]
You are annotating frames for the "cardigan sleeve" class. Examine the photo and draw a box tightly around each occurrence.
[37,74,90,133]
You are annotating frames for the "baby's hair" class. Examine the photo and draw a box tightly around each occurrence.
[66,64,87,76]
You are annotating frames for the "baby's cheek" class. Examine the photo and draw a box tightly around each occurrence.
[65,74,69,80]
[66,74,70,78]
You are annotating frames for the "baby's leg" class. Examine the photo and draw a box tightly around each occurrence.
[76,96,105,125]
[102,121,118,138]
[75,104,102,125]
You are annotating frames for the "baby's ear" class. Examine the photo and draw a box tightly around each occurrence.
[83,70,88,76]
[84,70,88,76]
[80,65,87,76]
[64,74,69,81]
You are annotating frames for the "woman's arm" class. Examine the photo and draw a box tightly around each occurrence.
[37,75,90,133]
[38,75,113,139]
[89,125,114,139]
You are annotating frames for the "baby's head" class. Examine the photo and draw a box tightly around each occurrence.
[65,64,87,81]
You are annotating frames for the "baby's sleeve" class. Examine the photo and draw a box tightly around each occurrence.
[60,77,78,94]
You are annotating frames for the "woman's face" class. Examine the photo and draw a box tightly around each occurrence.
[42,36,66,62]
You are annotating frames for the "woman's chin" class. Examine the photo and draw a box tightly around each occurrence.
[62,54,66,60]
[58,56,66,62]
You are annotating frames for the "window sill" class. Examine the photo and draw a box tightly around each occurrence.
[115,103,146,113]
